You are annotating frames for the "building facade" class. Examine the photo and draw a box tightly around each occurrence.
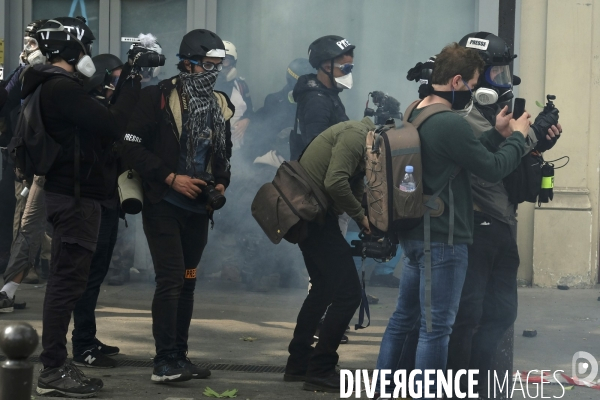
[0,0,597,287]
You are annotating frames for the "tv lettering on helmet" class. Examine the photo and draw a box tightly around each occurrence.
[466,38,490,50]
[62,26,86,41]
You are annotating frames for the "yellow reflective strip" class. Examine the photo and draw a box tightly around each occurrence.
[541,176,554,189]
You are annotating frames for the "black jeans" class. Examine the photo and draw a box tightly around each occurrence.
[447,212,519,393]
[286,214,362,377]
[142,200,208,363]
[40,192,101,368]
[71,205,120,354]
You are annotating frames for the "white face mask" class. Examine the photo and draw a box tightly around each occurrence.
[335,72,353,90]
[76,55,96,78]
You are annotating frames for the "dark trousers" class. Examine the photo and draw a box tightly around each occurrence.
[71,205,120,354]
[286,214,362,377]
[40,192,101,368]
[447,212,519,393]
[142,200,208,362]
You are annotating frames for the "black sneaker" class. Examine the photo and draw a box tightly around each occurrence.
[175,355,211,379]
[0,291,14,313]
[93,337,120,356]
[73,347,117,368]
[36,362,101,398]
[151,359,193,383]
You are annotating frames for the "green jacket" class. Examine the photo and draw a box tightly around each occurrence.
[299,117,376,223]
[405,107,526,244]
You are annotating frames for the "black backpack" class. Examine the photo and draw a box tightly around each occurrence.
[503,150,544,205]
[7,83,64,181]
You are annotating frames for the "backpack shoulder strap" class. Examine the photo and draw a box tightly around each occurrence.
[402,100,422,123]
[410,103,452,129]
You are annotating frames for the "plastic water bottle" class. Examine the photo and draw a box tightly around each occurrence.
[399,166,416,192]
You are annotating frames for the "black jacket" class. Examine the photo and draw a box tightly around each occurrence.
[21,64,140,200]
[292,74,348,152]
[122,76,234,205]
[245,85,296,160]
[0,86,6,110]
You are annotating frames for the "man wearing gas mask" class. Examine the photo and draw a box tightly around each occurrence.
[399,34,562,397]
[289,35,354,161]
[447,32,562,395]
[373,43,532,398]
[25,17,141,398]
[122,29,234,384]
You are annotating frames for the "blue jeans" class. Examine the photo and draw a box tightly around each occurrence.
[375,240,468,395]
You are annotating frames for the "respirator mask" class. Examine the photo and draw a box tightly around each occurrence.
[333,62,354,90]
[474,65,513,106]
[22,37,46,65]
[38,20,96,78]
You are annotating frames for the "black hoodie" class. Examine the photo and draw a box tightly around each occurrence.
[21,64,140,200]
[291,73,348,156]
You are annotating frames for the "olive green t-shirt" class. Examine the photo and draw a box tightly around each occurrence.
[404,106,526,244]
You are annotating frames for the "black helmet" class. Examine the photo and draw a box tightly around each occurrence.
[37,17,95,65]
[459,32,516,66]
[83,54,123,93]
[460,32,518,106]
[178,29,225,60]
[308,35,355,68]
[25,19,47,38]
[286,58,314,88]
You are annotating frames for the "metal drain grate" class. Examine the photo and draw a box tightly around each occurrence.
[0,355,286,374]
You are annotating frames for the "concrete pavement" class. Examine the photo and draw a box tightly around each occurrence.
[1,279,599,399]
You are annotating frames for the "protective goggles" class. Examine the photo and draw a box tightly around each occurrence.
[334,63,354,75]
[23,37,39,52]
[485,65,512,88]
[187,59,223,72]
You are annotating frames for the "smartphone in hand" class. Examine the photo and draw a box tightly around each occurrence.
[512,98,526,119]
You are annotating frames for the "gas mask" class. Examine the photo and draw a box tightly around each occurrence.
[21,37,46,65]
[473,65,513,106]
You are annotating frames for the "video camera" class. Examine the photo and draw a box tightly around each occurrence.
[364,91,403,125]
[121,36,165,69]
[350,231,398,262]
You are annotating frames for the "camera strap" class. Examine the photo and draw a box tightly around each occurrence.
[355,254,371,330]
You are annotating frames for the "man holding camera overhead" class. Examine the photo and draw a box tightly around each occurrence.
[122,29,234,383]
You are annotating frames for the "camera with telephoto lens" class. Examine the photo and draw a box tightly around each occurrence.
[128,45,166,68]
[364,91,403,125]
[350,232,398,262]
[194,171,226,210]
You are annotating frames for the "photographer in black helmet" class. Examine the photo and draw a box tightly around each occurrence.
[447,32,562,395]
[289,35,354,160]
[69,53,125,370]
[26,17,141,397]
[122,29,234,383]
[402,33,562,397]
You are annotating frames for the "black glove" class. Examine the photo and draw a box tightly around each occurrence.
[532,106,560,152]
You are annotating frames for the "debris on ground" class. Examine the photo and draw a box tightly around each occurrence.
[203,387,238,398]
